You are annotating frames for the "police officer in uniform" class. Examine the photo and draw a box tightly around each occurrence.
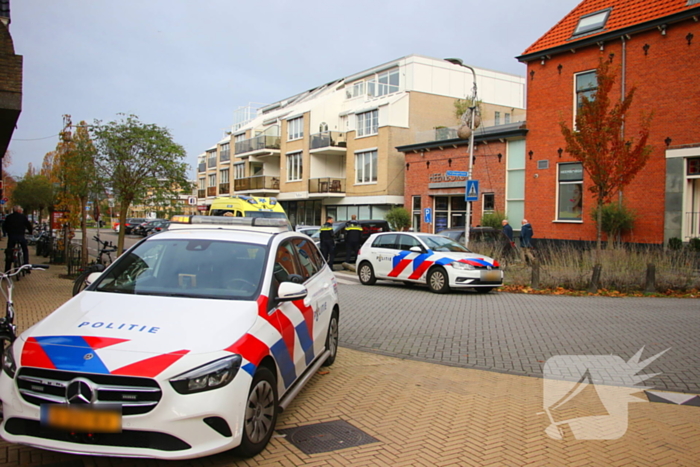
[344,214,363,264]
[319,216,335,269]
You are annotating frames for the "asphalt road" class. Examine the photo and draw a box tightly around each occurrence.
[333,271,700,394]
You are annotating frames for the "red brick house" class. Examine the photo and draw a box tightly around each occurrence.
[397,123,527,233]
[517,0,700,245]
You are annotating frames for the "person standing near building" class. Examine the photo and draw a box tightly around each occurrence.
[3,205,32,272]
[520,218,534,264]
[344,214,363,264]
[502,219,514,246]
[319,216,336,270]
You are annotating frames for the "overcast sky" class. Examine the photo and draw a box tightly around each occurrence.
[7,0,580,179]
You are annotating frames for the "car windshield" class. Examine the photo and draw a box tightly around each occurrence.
[419,234,471,253]
[92,239,268,300]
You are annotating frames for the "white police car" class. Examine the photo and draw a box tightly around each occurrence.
[356,231,503,293]
[0,216,339,459]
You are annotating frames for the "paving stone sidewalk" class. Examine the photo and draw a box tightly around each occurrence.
[0,265,697,466]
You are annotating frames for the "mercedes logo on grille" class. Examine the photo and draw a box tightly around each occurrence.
[66,378,95,404]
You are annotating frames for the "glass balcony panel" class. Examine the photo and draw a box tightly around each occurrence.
[234,176,280,192]
[219,183,230,195]
[308,177,346,194]
[309,131,347,151]
[207,187,217,197]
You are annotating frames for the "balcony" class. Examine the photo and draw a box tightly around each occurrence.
[219,183,230,195]
[234,135,281,158]
[309,131,347,156]
[309,177,345,196]
[234,175,280,193]
[197,189,206,199]
[207,187,217,197]
[198,162,206,173]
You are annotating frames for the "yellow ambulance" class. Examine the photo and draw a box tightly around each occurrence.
[207,195,287,219]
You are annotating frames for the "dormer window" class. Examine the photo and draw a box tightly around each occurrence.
[573,9,611,36]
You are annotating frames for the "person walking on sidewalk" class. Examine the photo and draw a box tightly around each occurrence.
[3,205,33,272]
[319,216,336,270]
[520,218,535,264]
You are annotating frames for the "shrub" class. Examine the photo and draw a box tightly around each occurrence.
[591,202,636,246]
[480,211,507,230]
[688,237,700,252]
[668,237,683,250]
[385,207,411,232]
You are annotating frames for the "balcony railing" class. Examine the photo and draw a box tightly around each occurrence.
[219,183,230,195]
[207,186,217,197]
[220,151,231,163]
[198,163,206,173]
[207,156,217,168]
[234,175,280,192]
[234,135,281,155]
[197,189,206,198]
[309,177,345,194]
[310,131,346,150]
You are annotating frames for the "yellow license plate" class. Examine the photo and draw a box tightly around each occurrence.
[480,270,502,282]
[41,405,122,433]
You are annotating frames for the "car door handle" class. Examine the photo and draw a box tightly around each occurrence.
[323,283,329,289]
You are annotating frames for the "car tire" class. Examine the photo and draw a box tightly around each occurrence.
[358,262,376,285]
[322,310,339,367]
[474,287,494,294]
[427,267,450,294]
[235,366,278,458]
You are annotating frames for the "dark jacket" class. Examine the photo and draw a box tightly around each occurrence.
[319,222,335,245]
[3,212,32,238]
[345,220,363,245]
[520,223,533,248]
[502,223,514,242]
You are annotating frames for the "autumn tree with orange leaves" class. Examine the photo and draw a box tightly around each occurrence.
[560,59,653,251]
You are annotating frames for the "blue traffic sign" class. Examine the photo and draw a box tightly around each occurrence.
[446,170,469,177]
[424,207,432,224]
[466,180,479,201]
[0,200,5,205]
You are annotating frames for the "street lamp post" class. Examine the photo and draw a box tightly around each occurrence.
[445,58,479,248]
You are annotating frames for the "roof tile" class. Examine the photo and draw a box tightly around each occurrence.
[522,0,699,56]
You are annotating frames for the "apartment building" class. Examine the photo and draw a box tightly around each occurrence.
[196,55,525,227]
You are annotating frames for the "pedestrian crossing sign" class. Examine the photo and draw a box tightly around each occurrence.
[466,180,479,201]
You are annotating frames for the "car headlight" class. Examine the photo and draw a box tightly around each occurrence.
[2,344,16,379]
[169,355,242,394]
[450,261,475,270]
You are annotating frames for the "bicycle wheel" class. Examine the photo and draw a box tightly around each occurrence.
[13,249,22,281]
[72,269,93,296]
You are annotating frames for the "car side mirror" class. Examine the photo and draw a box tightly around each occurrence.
[409,246,423,253]
[86,271,103,288]
[277,282,308,302]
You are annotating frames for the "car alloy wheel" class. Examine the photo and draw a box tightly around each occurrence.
[428,267,450,294]
[236,367,278,457]
[358,262,376,285]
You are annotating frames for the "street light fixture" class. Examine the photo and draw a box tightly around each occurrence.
[445,58,479,248]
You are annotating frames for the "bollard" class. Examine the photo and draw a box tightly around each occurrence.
[588,264,602,293]
[645,263,656,293]
[531,259,540,290]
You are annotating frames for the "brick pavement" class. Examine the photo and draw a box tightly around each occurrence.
[334,272,700,394]
[0,264,697,466]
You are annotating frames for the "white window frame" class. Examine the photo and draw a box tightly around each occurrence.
[208,173,217,188]
[219,168,229,184]
[355,149,378,184]
[495,111,500,126]
[482,193,495,214]
[575,70,597,123]
[287,151,302,182]
[234,162,245,179]
[287,116,304,141]
[356,110,378,137]
[198,178,206,190]
[556,162,584,222]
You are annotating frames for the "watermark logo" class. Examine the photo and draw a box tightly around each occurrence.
[542,347,669,440]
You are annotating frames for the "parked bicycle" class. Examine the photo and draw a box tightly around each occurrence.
[0,264,49,353]
[72,235,117,296]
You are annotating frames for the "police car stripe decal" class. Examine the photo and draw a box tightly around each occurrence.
[459,258,492,267]
[31,336,111,374]
[408,259,433,280]
[389,251,413,277]
[226,333,270,376]
[293,300,315,366]
[21,337,56,369]
[270,340,296,388]
[112,350,190,377]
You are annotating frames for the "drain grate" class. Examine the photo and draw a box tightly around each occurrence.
[278,419,380,454]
